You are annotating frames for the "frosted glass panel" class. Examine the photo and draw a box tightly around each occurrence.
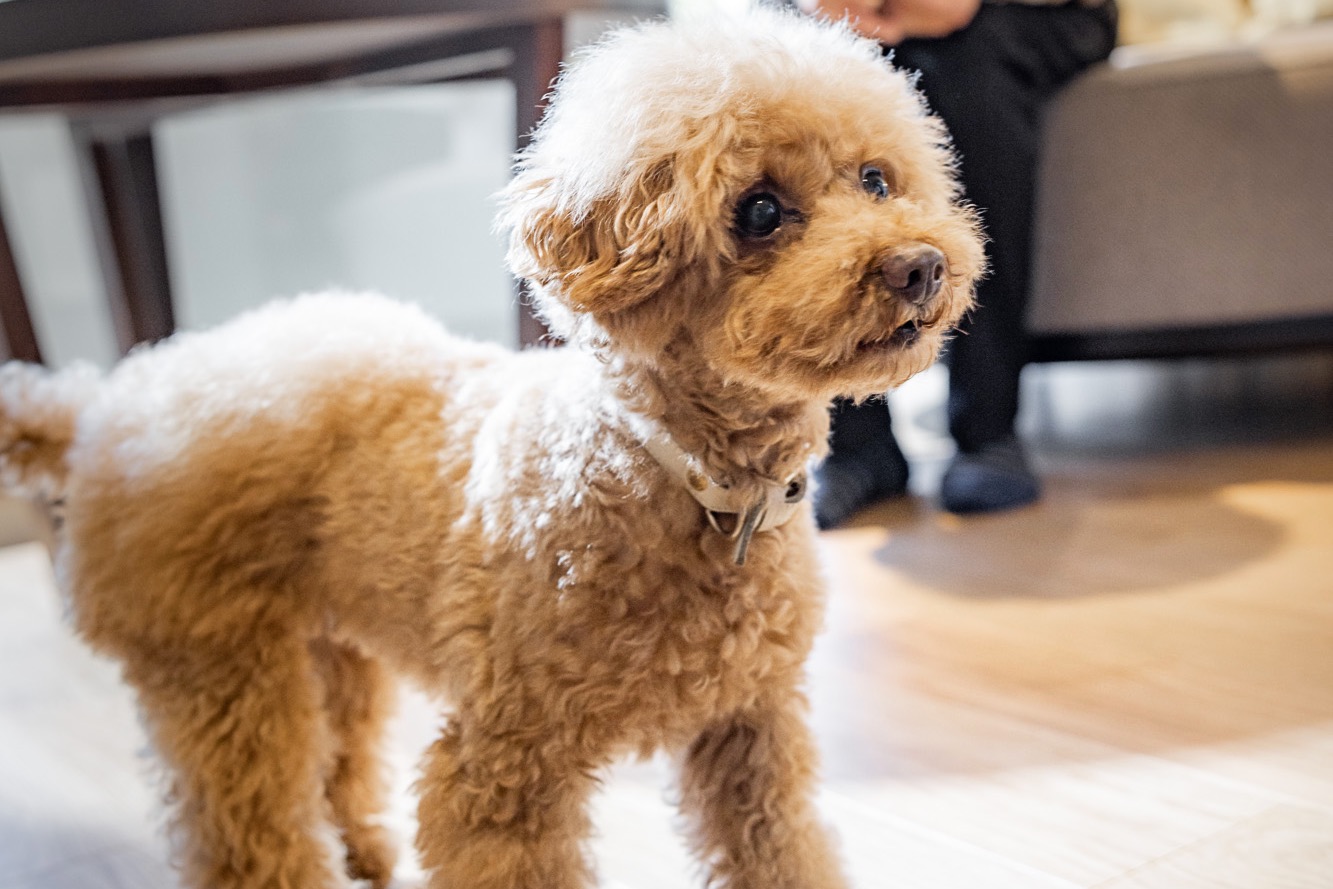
[156,81,518,346]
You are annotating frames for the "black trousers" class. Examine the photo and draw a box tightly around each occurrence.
[835,1,1117,456]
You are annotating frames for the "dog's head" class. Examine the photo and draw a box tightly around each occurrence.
[498,8,984,402]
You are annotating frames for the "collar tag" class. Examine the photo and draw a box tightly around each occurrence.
[730,498,768,566]
[627,413,806,565]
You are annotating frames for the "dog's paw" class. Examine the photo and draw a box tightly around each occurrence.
[344,823,398,889]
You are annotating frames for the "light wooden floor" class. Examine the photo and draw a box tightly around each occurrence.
[2,356,1332,888]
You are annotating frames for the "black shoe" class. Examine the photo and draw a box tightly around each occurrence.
[813,443,909,530]
[940,437,1040,515]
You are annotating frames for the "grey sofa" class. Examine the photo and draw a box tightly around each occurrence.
[1027,21,1333,361]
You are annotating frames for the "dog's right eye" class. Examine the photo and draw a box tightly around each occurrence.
[735,193,783,238]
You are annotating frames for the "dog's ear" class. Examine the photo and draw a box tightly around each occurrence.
[499,154,710,319]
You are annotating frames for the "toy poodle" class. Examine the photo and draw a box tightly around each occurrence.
[0,7,982,888]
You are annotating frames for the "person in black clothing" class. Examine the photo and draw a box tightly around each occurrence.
[798,0,1118,525]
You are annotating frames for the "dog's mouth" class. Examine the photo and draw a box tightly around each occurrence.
[857,320,921,353]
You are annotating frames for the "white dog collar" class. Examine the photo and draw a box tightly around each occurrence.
[627,415,807,566]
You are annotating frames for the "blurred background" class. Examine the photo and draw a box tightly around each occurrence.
[0,0,1330,887]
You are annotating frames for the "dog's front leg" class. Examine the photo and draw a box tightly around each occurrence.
[416,714,600,889]
[678,693,850,889]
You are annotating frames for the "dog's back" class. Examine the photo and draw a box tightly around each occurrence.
[1,294,512,650]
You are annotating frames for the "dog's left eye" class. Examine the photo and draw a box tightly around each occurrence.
[861,166,890,200]
[735,193,783,238]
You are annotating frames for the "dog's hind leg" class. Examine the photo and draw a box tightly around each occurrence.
[125,627,351,889]
[416,711,602,889]
[678,693,851,889]
[312,637,399,889]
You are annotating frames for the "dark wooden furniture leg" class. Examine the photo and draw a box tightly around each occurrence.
[511,18,564,348]
[512,18,564,151]
[71,120,175,354]
[0,190,42,363]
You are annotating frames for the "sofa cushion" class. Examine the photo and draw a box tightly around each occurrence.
[1029,21,1333,338]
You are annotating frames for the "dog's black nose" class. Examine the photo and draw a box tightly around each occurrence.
[883,246,946,305]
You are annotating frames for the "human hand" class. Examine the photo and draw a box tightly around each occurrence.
[796,0,982,44]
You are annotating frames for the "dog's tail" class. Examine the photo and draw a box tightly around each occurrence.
[0,360,99,500]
